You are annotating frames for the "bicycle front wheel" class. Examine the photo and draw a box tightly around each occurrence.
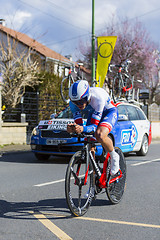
[60,75,74,103]
[106,148,126,204]
[65,151,94,217]
[112,76,122,102]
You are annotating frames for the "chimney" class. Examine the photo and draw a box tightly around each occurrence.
[65,55,72,61]
[0,19,5,26]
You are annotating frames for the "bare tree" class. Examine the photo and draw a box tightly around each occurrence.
[0,34,40,108]
[79,17,160,103]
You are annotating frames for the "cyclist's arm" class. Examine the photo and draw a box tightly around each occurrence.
[83,110,102,133]
[69,101,83,125]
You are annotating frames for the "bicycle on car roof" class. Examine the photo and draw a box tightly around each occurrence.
[60,63,85,104]
[109,60,137,102]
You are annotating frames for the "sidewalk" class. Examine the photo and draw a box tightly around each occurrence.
[0,144,31,155]
[0,138,160,156]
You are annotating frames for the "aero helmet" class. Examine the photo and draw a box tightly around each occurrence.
[69,80,90,102]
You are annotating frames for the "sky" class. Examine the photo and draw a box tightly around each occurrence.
[1,0,160,61]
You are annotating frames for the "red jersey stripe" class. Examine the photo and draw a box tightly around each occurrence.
[91,118,100,125]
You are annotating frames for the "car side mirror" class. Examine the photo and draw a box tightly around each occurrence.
[118,114,128,121]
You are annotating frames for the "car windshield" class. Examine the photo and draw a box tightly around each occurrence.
[56,105,91,119]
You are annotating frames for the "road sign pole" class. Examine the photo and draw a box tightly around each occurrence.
[91,0,95,86]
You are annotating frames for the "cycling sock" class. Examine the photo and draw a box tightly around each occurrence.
[109,150,120,176]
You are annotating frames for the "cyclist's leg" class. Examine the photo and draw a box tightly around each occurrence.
[95,108,119,175]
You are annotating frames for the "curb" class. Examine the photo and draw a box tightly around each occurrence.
[151,139,160,144]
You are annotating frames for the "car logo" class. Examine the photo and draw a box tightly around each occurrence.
[121,125,138,147]
[53,130,61,133]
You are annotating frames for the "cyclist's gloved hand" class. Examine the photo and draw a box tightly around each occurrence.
[74,124,84,134]
[67,123,76,133]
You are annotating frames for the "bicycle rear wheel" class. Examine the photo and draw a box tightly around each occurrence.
[60,75,74,103]
[106,148,126,204]
[112,76,122,102]
[65,151,94,217]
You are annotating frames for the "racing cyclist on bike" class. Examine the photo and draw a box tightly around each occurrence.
[67,80,119,176]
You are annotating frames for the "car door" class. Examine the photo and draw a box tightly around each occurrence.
[125,105,147,151]
[113,104,137,153]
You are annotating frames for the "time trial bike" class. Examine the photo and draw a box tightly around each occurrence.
[64,133,127,217]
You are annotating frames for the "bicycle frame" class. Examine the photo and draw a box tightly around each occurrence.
[69,137,123,189]
[64,134,126,216]
[117,67,133,93]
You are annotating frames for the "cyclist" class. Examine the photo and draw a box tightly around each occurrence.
[67,80,119,176]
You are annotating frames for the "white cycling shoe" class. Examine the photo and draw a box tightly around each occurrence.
[110,151,120,176]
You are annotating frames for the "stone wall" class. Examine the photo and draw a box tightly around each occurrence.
[151,121,160,139]
[149,103,160,121]
[0,122,28,145]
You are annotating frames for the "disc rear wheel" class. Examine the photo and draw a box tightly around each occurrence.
[106,148,126,204]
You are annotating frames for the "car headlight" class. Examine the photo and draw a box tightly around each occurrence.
[32,127,40,136]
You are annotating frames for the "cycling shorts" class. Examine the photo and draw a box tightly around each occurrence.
[86,107,118,132]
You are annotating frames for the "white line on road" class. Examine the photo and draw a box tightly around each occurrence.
[34,175,84,187]
[34,158,160,187]
[131,158,160,166]
[34,178,65,187]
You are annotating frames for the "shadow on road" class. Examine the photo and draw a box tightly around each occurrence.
[0,197,112,220]
[0,152,70,164]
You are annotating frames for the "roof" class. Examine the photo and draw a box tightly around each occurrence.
[0,24,71,64]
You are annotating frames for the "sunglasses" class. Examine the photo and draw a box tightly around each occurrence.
[72,98,87,106]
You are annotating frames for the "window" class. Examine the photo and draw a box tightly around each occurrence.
[126,105,139,120]
[136,108,147,120]
[57,107,73,119]
[117,105,128,117]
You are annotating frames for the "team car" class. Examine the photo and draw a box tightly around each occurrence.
[30,102,152,160]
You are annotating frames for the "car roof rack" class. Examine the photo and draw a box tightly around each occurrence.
[113,98,143,107]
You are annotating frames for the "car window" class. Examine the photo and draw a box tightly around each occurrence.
[126,105,139,120]
[57,107,73,119]
[56,105,91,119]
[117,105,128,117]
[136,108,147,120]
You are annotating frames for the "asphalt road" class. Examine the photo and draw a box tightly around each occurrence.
[0,142,160,240]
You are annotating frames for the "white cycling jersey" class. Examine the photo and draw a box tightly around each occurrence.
[69,87,117,133]
[89,87,115,111]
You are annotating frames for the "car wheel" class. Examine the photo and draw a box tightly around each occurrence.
[35,153,50,161]
[136,134,149,156]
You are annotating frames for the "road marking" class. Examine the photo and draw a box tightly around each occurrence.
[77,216,160,229]
[34,175,84,187]
[34,178,65,187]
[32,212,160,229]
[29,211,72,240]
[131,158,160,166]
